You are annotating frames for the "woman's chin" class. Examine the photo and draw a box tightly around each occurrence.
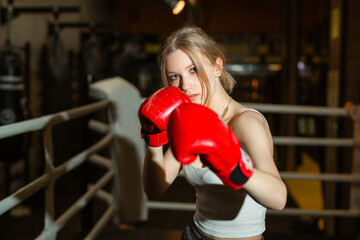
[190,98,202,105]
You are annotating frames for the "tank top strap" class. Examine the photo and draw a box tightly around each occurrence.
[239,108,260,114]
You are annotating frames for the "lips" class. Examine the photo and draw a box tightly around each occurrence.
[187,93,199,101]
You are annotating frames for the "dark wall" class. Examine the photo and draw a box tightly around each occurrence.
[111,0,329,34]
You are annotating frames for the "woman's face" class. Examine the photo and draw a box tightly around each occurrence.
[165,49,217,105]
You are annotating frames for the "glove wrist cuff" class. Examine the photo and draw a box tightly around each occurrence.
[141,130,168,147]
[229,162,252,187]
[217,150,254,190]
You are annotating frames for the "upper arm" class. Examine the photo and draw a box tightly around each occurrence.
[231,112,280,178]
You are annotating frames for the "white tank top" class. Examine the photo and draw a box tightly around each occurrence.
[182,108,267,238]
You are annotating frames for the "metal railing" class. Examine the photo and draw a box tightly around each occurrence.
[0,99,118,240]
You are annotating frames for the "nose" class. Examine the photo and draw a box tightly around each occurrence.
[179,76,192,93]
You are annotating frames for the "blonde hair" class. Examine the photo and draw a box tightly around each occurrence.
[160,25,236,106]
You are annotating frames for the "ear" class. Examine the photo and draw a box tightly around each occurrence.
[215,57,223,77]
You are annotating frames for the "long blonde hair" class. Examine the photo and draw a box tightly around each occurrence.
[160,25,236,106]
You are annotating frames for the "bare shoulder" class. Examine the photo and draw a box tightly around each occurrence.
[228,104,269,132]
[228,103,273,151]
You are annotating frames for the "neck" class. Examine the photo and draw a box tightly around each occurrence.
[208,87,232,118]
[221,96,232,119]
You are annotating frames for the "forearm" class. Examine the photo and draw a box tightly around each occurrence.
[139,86,190,198]
[143,146,170,199]
[243,168,287,210]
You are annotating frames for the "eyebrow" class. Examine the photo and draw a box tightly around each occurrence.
[167,63,195,74]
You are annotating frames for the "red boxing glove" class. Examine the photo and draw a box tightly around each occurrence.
[138,86,190,147]
[168,103,254,190]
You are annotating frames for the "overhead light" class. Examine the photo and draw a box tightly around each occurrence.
[172,0,185,15]
[165,0,185,15]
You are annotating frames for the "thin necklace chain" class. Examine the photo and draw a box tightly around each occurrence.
[221,97,232,119]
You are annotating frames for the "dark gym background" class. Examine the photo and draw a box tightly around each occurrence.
[0,0,359,239]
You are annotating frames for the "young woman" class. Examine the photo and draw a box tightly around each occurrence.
[138,26,287,240]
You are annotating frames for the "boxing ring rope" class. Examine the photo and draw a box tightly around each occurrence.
[273,136,354,147]
[0,99,118,240]
[147,102,360,218]
[146,201,360,217]
[243,103,348,116]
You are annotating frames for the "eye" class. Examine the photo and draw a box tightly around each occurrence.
[190,67,197,73]
[169,74,180,81]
